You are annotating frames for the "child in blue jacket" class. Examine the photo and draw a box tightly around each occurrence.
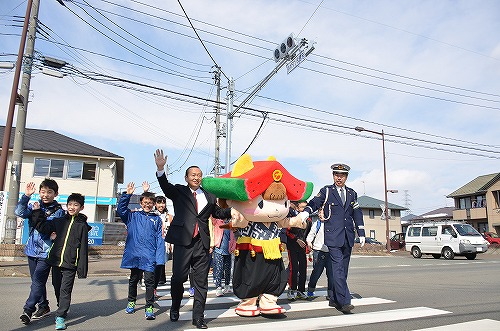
[117,182,164,321]
[16,179,65,325]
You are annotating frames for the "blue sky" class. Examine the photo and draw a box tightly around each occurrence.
[1,0,499,215]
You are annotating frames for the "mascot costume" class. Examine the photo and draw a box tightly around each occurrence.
[202,154,313,316]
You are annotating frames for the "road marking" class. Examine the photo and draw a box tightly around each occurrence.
[165,297,394,320]
[183,307,451,331]
[413,319,500,330]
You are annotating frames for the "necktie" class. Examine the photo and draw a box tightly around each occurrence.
[340,187,346,206]
[192,191,199,238]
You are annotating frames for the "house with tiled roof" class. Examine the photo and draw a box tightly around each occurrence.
[357,195,407,244]
[0,126,124,243]
[447,173,500,233]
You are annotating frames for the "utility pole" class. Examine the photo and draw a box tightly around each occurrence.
[213,66,222,176]
[3,0,40,244]
[0,0,33,190]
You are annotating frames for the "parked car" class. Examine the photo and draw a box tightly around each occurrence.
[482,232,500,245]
[405,222,488,260]
[355,237,383,245]
[390,232,406,250]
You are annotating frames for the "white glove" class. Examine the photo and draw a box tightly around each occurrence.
[298,211,309,222]
[359,236,365,247]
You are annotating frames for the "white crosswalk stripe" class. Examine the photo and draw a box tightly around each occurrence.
[183,307,451,331]
[146,277,499,330]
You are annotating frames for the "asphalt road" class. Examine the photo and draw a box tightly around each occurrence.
[2,253,499,331]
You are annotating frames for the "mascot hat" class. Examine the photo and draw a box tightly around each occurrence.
[202,154,313,201]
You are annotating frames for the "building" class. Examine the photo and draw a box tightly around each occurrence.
[357,195,407,243]
[0,126,124,243]
[447,172,500,234]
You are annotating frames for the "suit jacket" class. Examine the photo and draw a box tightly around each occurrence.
[157,173,232,249]
[305,185,365,248]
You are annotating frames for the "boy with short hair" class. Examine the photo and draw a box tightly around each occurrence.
[34,193,91,330]
[16,179,65,325]
[117,182,164,320]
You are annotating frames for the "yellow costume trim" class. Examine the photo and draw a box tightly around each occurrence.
[236,236,282,260]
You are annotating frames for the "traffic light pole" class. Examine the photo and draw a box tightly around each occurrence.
[224,38,311,171]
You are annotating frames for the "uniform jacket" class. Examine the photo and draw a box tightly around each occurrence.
[304,185,365,248]
[157,173,232,250]
[34,210,91,278]
[117,194,165,273]
[15,194,65,258]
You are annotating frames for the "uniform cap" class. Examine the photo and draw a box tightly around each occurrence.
[331,163,350,173]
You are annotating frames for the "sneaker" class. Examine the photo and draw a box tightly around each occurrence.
[215,287,224,297]
[296,291,308,300]
[32,305,51,319]
[223,285,231,294]
[307,291,318,300]
[125,301,136,314]
[20,311,32,325]
[188,287,195,297]
[145,306,155,320]
[287,289,296,301]
[55,316,66,330]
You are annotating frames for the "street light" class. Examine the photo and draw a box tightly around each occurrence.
[355,126,392,253]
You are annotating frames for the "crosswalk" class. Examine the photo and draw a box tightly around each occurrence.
[141,279,500,331]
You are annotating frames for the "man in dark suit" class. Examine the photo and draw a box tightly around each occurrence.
[154,149,242,329]
[295,163,365,314]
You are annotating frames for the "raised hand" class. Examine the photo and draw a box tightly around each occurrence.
[32,201,40,210]
[142,181,150,192]
[25,182,36,197]
[126,182,136,195]
[154,149,167,171]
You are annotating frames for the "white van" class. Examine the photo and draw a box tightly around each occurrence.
[405,221,489,260]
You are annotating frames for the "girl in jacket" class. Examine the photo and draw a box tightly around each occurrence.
[210,200,236,297]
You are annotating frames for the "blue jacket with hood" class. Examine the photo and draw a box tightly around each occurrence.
[15,194,65,258]
[117,194,165,272]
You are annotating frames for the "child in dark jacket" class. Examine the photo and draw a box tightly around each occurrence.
[34,193,91,330]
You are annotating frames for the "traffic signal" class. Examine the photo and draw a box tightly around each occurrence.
[273,33,296,62]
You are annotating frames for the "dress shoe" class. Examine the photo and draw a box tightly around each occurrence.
[169,309,179,322]
[339,304,355,314]
[192,317,208,329]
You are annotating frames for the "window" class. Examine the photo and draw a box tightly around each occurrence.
[493,190,500,209]
[459,197,472,209]
[34,158,96,180]
[369,209,375,219]
[422,226,438,236]
[391,209,397,217]
[34,158,64,178]
[407,227,421,237]
[68,160,96,180]
[370,230,375,238]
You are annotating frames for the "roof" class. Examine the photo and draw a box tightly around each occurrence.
[401,213,418,223]
[357,195,407,210]
[415,207,455,220]
[447,173,500,198]
[1,125,123,158]
[1,125,124,183]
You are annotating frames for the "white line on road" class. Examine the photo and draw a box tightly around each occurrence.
[183,306,451,331]
[412,319,500,331]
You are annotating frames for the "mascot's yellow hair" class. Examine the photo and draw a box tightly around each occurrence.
[262,182,286,200]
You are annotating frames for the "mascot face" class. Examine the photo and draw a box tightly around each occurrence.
[228,195,290,223]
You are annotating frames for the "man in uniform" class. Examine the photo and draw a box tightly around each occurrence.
[296,163,365,313]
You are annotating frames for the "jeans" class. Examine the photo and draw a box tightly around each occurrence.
[24,257,51,313]
[307,250,332,293]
